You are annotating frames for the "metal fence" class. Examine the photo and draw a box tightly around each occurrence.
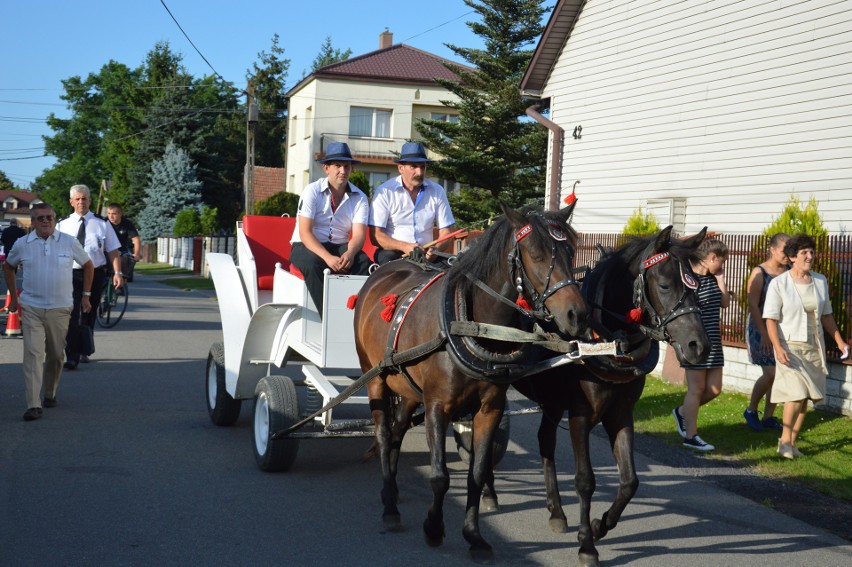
[575,233,852,361]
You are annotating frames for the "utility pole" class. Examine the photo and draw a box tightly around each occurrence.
[245,85,259,216]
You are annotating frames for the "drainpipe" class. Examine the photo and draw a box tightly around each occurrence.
[525,102,563,212]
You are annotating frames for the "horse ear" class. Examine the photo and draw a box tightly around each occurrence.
[681,226,708,249]
[500,202,526,229]
[654,225,675,251]
[555,200,576,225]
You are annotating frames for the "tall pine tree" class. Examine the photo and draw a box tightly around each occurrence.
[311,36,352,71]
[246,34,290,168]
[137,141,202,242]
[417,0,549,218]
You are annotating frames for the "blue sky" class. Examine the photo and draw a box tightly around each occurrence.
[1,0,494,188]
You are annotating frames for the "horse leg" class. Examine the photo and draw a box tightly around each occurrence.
[569,415,600,567]
[387,395,419,506]
[369,381,403,531]
[592,413,639,542]
[462,402,504,564]
[539,405,568,533]
[422,402,450,548]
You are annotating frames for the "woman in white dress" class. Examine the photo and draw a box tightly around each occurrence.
[763,234,849,459]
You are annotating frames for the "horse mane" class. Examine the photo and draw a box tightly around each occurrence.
[447,207,579,297]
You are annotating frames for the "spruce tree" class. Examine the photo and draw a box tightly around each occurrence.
[417,0,549,218]
[137,141,202,242]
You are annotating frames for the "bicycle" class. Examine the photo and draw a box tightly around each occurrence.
[96,268,130,328]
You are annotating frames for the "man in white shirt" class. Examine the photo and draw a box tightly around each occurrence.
[369,142,455,265]
[3,203,93,420]
[289,142,372,315]
[56,184,122,369]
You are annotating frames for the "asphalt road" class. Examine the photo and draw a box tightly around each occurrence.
[1,273,850,566]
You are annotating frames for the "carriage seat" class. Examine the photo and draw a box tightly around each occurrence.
[242,215,378,291]
[242,215,301,290]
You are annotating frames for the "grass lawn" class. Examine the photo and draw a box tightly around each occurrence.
[135,263,215,291]
[637,375,852,502]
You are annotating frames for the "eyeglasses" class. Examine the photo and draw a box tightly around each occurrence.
[36,215,55,222]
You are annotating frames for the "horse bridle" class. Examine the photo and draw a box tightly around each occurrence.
[463,215,579,323]
[632,246,702,342]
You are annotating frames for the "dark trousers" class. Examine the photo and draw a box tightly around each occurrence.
[290,242,371,315]
[375,249,404,265]
[65,266,106,363]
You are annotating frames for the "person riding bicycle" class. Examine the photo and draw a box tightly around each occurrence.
[107,203,141,281]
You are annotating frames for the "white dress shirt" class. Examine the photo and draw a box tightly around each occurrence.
[5,230,91,309]
[369,176,454,245]
[57,211,120,269]
[290,178,369,245]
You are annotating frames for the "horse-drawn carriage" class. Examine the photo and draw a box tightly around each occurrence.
[204,209,710,566]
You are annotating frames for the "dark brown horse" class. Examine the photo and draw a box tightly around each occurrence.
[512,226,710,567]
[353,204,588,562]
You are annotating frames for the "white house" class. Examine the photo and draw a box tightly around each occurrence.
[521,0,852,235]
[286,31,465,194]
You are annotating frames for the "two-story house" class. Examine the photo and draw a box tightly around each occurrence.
[521,0,852,235]
[286,31,466,195]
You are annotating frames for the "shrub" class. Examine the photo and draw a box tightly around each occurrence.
[173,208,202,237]
[349,170,371,198]
[254,191,299,217]
[200,206,218,235]
[623,206,660,237]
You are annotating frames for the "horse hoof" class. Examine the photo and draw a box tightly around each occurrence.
[470,545,495,565]
[578,551,600,567]
[423,519,445,547]
[548,517,568,533]
[481,494,499,512]
[383,513,402,532]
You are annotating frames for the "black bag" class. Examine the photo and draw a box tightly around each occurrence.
[78,311,95,356]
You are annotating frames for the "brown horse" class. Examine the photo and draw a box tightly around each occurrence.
[353,204,588,562]
[512,226,710,567]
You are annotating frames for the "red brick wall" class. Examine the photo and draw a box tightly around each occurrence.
[254,166,286,202]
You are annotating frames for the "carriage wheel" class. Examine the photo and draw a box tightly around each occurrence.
[206,342,241,426]
[253,375,300,472]
[453,410,511,467]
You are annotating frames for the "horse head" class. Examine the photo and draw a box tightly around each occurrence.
[501,203,588,338]
[634,226,710,365]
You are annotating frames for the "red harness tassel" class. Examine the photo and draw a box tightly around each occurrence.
[380,294,399,322]
[516,297,533,311]
[346,295,358,310]
[626,307,643,323]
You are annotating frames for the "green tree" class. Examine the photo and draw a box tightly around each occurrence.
[200,205,219,235]
[0,171,18,192]
[137,141,203,242]
[348,170,371,197]
[448,187,497,227]
[311,35,352,71]
[246,34,290,168]
[254,191,299,217]
[417,0,549,211]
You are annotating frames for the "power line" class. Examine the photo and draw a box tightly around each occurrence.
[398,11,475,44]
[159,0,226,83]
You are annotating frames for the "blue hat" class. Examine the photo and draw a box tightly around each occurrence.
[317,142,361,164]
[394,141,434,164]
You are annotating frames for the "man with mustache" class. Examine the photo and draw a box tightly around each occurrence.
[369,142,455,265]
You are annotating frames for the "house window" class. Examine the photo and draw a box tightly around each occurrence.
[290,115,297,146]
[304,107,312,139]
[645,198,687,235]
[430,112,458,124]
[368,172,389,191]
[349,107,392,138]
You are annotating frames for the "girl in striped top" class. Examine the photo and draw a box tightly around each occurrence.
[672,238,730,451]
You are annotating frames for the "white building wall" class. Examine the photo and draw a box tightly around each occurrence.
[543,0,852,235]
[286,77,458,195]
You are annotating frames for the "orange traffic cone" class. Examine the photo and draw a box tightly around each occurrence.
[1,290,10,313]
[4,308,21,337]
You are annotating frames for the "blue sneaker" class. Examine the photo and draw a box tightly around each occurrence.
[672,407,686,438]
[761,416,783,431]
[743,409,763,431]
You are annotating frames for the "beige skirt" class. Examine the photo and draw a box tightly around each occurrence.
[771,339,826,404]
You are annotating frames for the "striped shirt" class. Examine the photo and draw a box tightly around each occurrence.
[683,274,724,369]
[5,230,91,309]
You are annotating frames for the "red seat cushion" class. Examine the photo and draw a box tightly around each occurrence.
[242,216,298,290]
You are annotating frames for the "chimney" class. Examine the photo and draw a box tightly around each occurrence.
[380,28,393,49]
